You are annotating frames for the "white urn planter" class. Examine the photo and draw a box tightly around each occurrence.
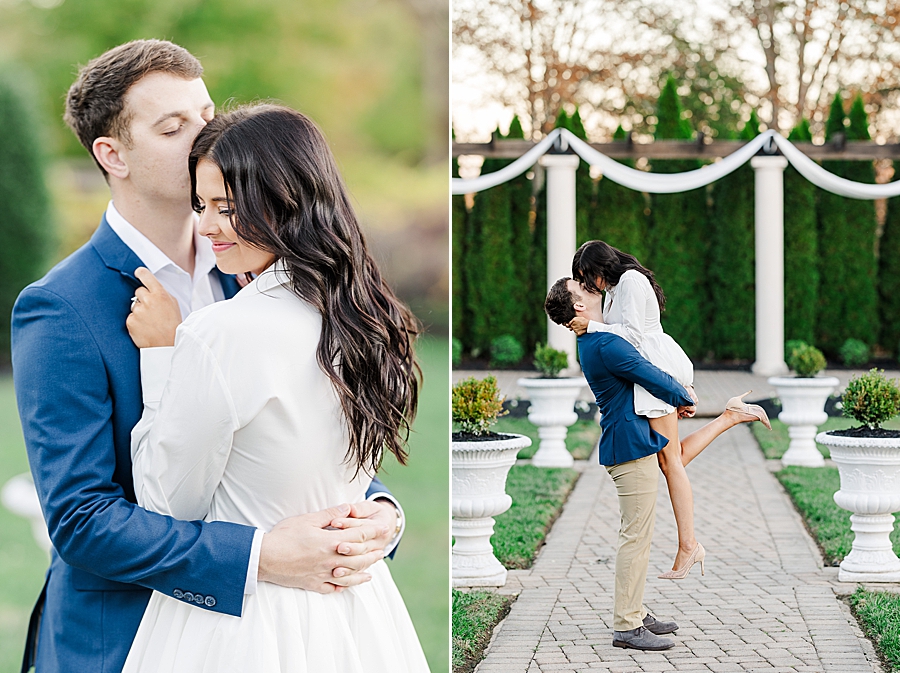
[452,433,531,587]
[1,473,50,552]
[517,377,586,468]
[817,431,900,582]
[768,376,840,467]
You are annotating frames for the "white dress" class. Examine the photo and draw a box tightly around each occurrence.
[122,264,430,673]
[588,269,694,418]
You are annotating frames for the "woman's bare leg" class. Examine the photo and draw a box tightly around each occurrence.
[651,409,762,570]
[650,412,696,571]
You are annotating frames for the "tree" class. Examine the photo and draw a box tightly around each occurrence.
[708,112,759,360]
[568,107,596,255]
[783,119,819,344]
[588,125,649,261]
[452,151,469,347]
[0,68,54,364]
[816,93,879,354]
[878,179,900,356]
[463,130,520,354]
[647,77,708,359]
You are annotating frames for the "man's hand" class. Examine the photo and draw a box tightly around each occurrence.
[677,404,696,419]
[685,385,699,405]
[258,504,388,594]
[126,267,182,348]
[567,316,590,336]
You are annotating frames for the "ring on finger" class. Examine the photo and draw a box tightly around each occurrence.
[130,296,139,310]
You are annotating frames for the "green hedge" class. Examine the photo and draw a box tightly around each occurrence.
[707,113,758,359]
[0,68,53,365]
[784,119,819,344]
[816,94,879,355]
[648,77,708,359]
[452,153,468,347]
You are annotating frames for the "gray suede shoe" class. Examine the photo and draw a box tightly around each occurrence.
[643,612,678,635]
[612,626,675,651]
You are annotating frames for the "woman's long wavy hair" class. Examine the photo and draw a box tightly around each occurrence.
[572,240,666,311]
[189,104,420,476]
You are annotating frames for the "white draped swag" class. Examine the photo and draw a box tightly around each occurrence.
[452,127,897,376]
[452,127,900,199]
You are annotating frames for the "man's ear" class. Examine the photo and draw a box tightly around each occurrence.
[573,300,586,312]
[92,136,129,180]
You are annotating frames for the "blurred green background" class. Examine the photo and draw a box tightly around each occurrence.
[0,0,449,671]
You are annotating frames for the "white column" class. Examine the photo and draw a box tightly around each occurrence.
[539,153,580,371]
[750,155,789,376]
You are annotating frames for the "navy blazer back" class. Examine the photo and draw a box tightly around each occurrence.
[577,332,694,466]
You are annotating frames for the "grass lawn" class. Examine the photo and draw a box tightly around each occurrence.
[750,416,900,460]
[451,589,512,673]
[492,416,599,460]
[493,465,579,569]
[0,336,449,673]
[851,587,900,672]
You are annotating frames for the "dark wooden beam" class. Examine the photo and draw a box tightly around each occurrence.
[452,138,900,161]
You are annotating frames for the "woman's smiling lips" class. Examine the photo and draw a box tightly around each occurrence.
[209,240,236,253]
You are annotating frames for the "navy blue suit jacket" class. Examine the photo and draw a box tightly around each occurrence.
[578,332,694,466]
[12,218,394,673]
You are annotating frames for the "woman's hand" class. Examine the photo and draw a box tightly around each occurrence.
[567,316,590,336]
[126,267,182,348]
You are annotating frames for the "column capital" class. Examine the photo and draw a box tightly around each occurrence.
[539,153,580,168]
[750,155,789,170]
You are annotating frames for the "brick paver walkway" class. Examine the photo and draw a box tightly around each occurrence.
[474,419,891,673]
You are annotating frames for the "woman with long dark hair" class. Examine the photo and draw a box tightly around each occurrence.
[570,240,770,579]
[121,104,428,671]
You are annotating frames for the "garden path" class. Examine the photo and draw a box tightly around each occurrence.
[475,419,892,673]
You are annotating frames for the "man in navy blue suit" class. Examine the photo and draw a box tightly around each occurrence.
[12,40,404,673]
[544,277,695,651]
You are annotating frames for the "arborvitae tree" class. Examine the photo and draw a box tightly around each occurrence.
[588,125,649,261]
[784,119,818,344]
[569,108,595,252]
[0,69,53,364]
[463,128,518,354]
[879,173,900,356]
[451,150,468,349]
[648,76,708,359]
[816,93,879,354]
[708,111,759,359]
[554,108,570,132]
[505,115,536,351]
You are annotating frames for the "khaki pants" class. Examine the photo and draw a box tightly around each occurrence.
[606,454,658,631]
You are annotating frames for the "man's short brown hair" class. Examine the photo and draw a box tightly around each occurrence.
[64,39,203,172]
[544,277,577,325]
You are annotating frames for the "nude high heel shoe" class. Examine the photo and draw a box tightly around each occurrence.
[725,391,772,430]
[658,543,706,580]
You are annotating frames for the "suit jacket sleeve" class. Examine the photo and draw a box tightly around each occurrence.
[600,335,694,409]
[12,287,255,617]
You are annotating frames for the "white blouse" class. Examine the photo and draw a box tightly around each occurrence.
[587,268,664,350]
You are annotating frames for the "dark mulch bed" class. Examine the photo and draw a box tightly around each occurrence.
[826,427,900,439]
[452,432,517,442]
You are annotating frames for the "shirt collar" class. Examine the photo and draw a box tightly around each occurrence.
[105,201,217,279]
[241,259,291,296]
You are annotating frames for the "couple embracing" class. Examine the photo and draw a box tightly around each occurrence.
[13,40,429,672]
[544,241,771,651]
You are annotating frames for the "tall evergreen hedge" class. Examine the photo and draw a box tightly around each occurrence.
[879,192,900,355]
[569,108,595,250]
[589,125,649,261]
[506,115,537,352]
[648,77,708,359]
[707,112,759,359]
[816,94,879,354]
[784,119,819,344]
[0,68,53,364]
[451,151,468,347]
[463,128,519,354]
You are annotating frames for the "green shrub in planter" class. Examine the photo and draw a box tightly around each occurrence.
[787,342,827,377]
[489,334,524,367]
[842,369,900,429]
[840,338,870,367]
[533,343,569,378]
[452,375,507,435]
[452,338,463,367]
[785,339,807,361]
